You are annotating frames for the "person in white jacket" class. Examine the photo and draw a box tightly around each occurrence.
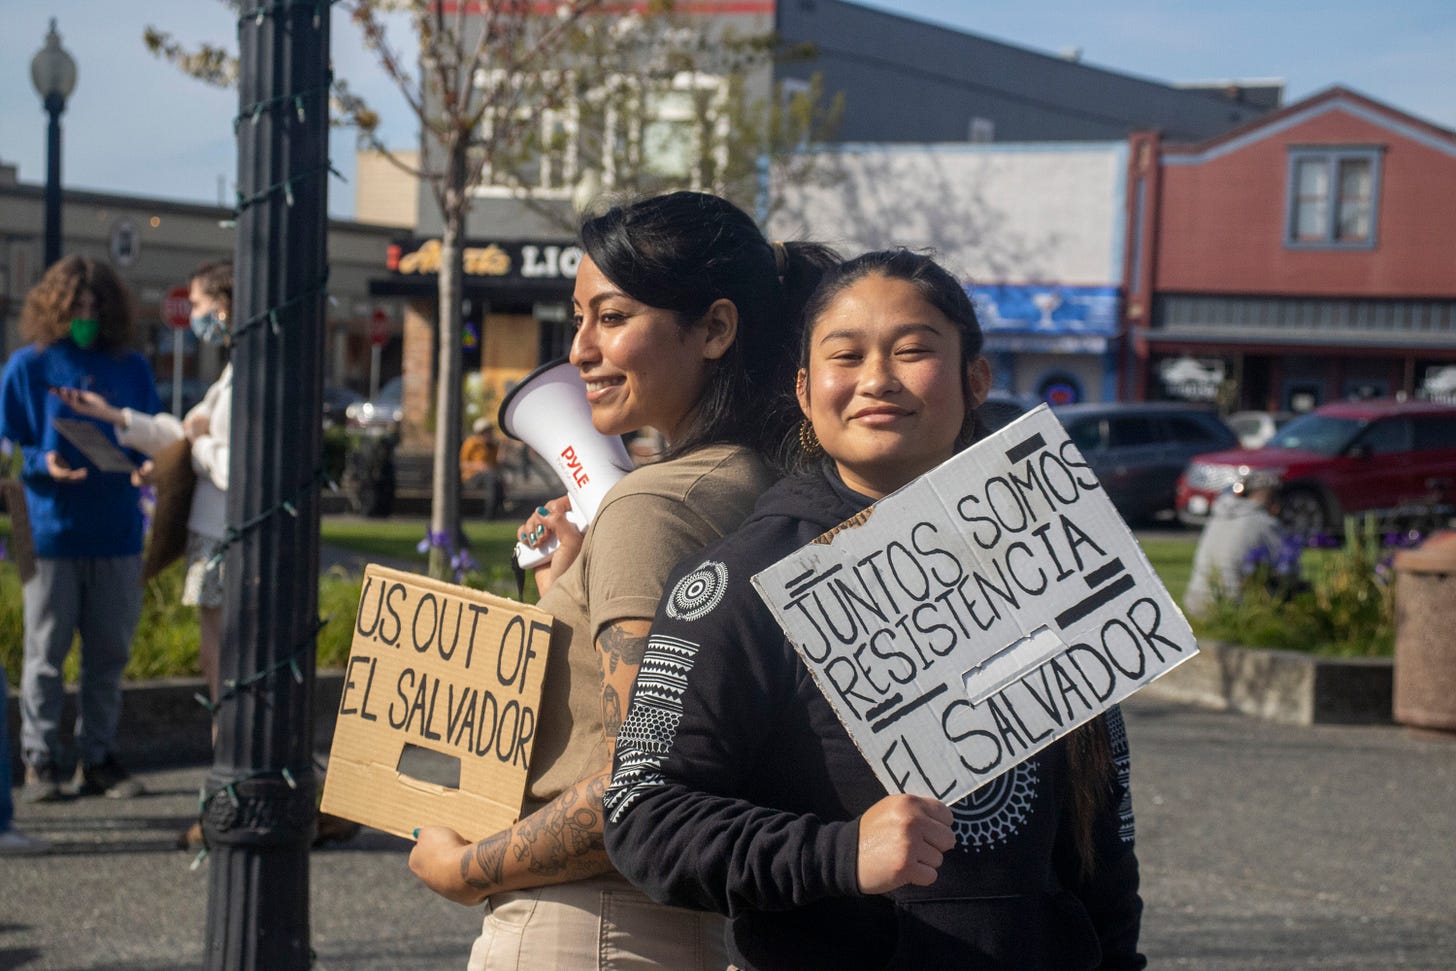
[58,260,361,852]
[54,260,232,702]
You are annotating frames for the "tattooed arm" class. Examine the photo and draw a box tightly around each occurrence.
[408,620,651,905]
[409,774,611,905]
[596,620,650,751]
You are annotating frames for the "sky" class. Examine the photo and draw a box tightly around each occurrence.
[2,0,1453,219]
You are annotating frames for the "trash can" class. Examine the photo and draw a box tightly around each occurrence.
[1392,530,1456,731]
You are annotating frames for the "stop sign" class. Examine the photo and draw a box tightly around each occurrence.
[369,309,390,347]
[162,286,192,330]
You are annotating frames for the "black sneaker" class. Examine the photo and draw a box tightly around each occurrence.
[77,756,145,798]
[21,764,64,804]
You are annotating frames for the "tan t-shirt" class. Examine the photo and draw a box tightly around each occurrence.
[523,443,774,811]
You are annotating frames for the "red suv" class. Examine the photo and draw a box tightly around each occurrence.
[1176,399,1456,533]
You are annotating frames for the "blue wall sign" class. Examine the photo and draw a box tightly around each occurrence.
[969,284,1121,336]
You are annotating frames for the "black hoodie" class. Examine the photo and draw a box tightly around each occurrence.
[604,465,1145,970]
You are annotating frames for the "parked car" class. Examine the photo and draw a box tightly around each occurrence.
[978,390,1036,433]
[1226,409,1292,450]
[1054,402,1239,524]
[345,375,404,433]
[322,385,364,429]
[1177,399,1456,533]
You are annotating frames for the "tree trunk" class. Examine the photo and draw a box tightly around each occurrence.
[429,137,467,578]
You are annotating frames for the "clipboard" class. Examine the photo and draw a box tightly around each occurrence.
[52,418,137,473]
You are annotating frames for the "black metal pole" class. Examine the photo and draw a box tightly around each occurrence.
[43,94,63,269]
[201,1,329,967]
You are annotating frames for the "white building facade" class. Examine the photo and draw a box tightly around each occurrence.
[770,141,1130,403]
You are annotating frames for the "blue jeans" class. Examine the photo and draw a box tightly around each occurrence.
[20,556,143,768]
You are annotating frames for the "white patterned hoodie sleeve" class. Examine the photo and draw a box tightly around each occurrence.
[604,554,862,917]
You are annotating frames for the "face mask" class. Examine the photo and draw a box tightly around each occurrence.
[190,310,230,345]
[69,317,99,349]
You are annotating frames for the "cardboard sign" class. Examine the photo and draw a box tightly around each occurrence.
[751,406,1197,805]
[320,564,554,842]
[52,418,136,473]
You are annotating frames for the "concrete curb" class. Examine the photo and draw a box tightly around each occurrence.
[7,672,346,775]
[1140,639,1393,726]
[9,640,1397,774]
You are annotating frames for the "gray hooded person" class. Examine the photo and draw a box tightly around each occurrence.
[1184,468,1287,615]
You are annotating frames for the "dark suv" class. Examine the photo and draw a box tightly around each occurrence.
[1054,403,1239,523]
[1177,399,1456,533]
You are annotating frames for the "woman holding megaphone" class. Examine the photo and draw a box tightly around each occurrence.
[409,191,837,969]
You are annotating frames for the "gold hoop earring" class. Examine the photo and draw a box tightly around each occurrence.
[798,418,823,457]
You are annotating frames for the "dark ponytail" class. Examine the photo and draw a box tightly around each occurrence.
[1064,715,1114,880]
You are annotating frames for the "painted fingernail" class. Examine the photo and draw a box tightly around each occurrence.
[519,532,527,542]
[533,525,545,539]
[412,827,420,839]
[537,506,550,516]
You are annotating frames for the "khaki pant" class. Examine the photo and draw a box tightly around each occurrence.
[468,873,729,970]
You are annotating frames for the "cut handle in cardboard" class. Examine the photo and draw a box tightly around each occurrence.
[498,358,632,569]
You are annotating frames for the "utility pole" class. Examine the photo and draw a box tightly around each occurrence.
[201,1,329,967]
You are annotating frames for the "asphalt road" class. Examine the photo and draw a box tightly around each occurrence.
[3,696,1454,970]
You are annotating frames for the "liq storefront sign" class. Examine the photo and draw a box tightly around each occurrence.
[385,238,583,282]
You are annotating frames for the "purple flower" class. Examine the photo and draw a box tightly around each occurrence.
[1387,529,1424,549]
[1274,535,1304,578]
[1375,555,1395,585]
[1241,545,1271,576]
[0,537,7,562]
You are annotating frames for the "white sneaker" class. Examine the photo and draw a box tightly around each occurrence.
[0,827,49,855]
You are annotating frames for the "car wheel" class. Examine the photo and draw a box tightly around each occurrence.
[1280,487,1329,537]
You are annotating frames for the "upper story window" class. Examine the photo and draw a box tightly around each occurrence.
[473,70,728,198]
[1286,147,1382,248]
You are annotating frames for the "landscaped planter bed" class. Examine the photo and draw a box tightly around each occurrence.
[1141,639,1393,726]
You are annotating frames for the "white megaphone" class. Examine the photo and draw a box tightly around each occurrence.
[498,357,634,570]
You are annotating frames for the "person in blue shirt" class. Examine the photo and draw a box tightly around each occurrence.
[0,256,160,803]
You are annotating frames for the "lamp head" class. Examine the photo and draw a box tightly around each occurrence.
[31,19,78,106]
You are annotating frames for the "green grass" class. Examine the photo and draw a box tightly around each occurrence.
[320,516,521,566]
[0,514,533,687]
[1137,535,1198,601]
[2,513,1393,684]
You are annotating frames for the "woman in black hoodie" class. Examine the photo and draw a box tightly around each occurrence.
[604,250,1145,970]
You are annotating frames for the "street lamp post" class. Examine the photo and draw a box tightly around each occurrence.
[30,19,77,270]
